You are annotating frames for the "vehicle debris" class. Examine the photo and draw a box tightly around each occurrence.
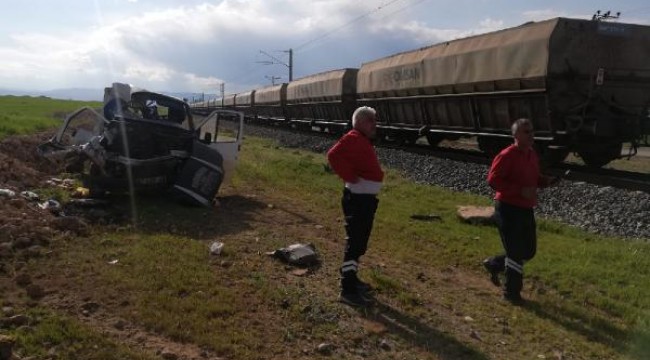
[20,191,40,201]
[38,199,62,214]
[66,198,109,207]
[268,243,319,267]
[0,189,16,198]
[209,241,224,255]
[38,82,244,206]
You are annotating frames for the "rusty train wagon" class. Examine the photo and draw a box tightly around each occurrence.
[356,17,650,167]
[284,68,358,133]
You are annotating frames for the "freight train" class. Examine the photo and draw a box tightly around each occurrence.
[192,17,650,168]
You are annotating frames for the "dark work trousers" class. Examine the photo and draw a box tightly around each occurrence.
[340,188,379,294]
[487,200,537,297]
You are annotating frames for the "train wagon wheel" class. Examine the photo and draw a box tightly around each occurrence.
[537,146,570,170]
[577,143,622,168]
[477,136,511,159]
[399,134,419,146]
[426,134,444,147]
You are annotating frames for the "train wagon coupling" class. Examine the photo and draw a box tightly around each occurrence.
[37,82,244,207]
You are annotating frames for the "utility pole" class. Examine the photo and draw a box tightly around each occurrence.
[286,48,293,82]
[265,75,281,85]
[258,48,293,82]
[219,83,225,106]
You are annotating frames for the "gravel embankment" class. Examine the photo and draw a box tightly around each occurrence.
[244,125,650,240]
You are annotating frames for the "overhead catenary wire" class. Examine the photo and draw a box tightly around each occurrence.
[293,0,407,53]
[380,0,428,20]
[227,1,414,87]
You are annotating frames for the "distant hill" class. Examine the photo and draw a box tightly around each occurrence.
[0,87,215,103]
[43,88,103,101]
[164,92,217,103]
[0,87,101,101]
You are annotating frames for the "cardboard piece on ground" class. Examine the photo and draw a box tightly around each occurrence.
[457,206,496,225]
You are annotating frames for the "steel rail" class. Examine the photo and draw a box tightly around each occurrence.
[193,110,650,193]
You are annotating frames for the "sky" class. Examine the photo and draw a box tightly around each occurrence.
[1,0,650,98]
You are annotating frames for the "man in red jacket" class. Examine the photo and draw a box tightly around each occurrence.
[327,106,384,307]
[483,118,558,305]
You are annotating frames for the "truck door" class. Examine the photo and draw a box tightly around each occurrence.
[196,110,244,185]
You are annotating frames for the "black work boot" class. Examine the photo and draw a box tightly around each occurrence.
[339,291,372,307]
[356,279,374,293]
[503,292,526,306]
[483,258,501,287]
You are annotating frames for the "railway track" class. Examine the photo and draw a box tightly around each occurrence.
[196,112,650,193]
[554,164,650,193]
[381,141,650,193]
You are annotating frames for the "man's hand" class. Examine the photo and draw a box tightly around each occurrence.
[521,186,537,199]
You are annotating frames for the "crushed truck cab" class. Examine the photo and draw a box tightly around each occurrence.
[38,82,244,206]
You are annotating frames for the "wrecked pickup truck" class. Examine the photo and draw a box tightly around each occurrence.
[38,82,244,206]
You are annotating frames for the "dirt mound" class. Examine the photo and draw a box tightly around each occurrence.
[0,132,88,271]
[0,131,65,188]
[0,152,44,189]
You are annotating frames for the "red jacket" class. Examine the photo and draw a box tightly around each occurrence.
[487,144,550,208]
[327,129,384,183]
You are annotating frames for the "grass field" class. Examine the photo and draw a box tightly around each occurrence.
[0,98,649,359]
[0,95,101,139]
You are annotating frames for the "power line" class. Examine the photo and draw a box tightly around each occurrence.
[219,0,426,90]
[376,0,428,22]
[257,49,293,81]
[265,75,282,85]
[218,1,422,88]
[294,0,407,52]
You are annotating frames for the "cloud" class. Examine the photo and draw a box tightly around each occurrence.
[364,16,505,47]
[0,1,419,92]
[522,9,568,21]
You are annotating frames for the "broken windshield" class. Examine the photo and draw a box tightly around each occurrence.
[57,107,105,146]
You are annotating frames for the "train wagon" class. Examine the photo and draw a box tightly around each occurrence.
[223,93,236,110]
[207,97,222,109]
[235,90,256,118]
[356,17,650,167]
[254,83,288,123]
[285,68,358,133]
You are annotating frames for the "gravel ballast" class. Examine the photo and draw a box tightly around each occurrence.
[244,125,650,240]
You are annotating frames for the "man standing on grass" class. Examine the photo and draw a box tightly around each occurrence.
[327,106,384,307]
[483,118,558,305]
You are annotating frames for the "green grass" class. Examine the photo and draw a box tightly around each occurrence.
[45,232,269,359]
[5,309,155,360]
[231,137,650,358]
[0,95,101,139]
[99,234,257,356]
